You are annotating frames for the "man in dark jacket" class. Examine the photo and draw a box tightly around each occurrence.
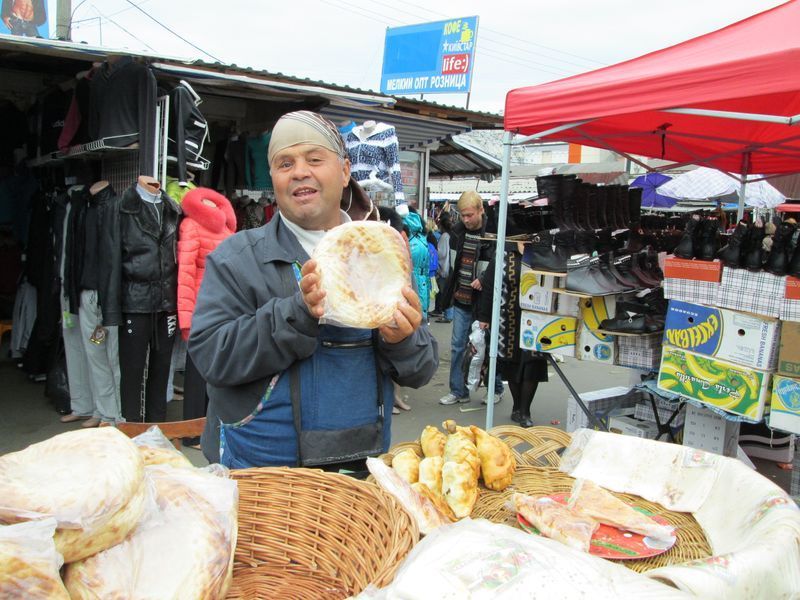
[189,111,438,468]
[439,191,504,406]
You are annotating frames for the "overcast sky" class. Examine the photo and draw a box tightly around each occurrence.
[65,0,787,113]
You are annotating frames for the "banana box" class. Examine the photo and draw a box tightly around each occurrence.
[663,300,781,371]
[519,310,577,357]
[578,295,616,331]
[577,322,616,363]
[657,346,771,420]
[769,375,800,435]
[518,265,557,313]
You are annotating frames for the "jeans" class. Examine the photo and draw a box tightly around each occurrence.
[449,305,503,397]
[7,15,39,37]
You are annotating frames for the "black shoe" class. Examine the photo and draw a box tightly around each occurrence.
[765,221,796,276]
[524,231,570,272]
[566,255,628,295]
[600,313,663,334]
[743,221,766,271]
[674,215,701,259]
[435,317,452,323]
[697,218,720,261]
[511,410,522,423]
[519,416,534,428]
[717,220,749,268]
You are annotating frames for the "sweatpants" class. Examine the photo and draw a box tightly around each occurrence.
[61,308,93,417]
[78,290,121,422]
[120,312,177,422]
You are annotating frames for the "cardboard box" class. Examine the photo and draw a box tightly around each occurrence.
[518,266,557,313]
[663,278,720,306]
[657,346,771,420]
[786,276,800,301]
[616,334,662,370]
[634,400,686,428]
[577,323,616,364]
[682,403,740,457]
[739,420,795,463]
[663,257,723,282]
[565,386,640,432]
[778,321,800,378]
[769,374,800,435]
[519,311,577,357]
[609,415,659,439]
[578,296,616,330]
[555,292,580,317]
[663,299,781,370]
[717,267,785,319]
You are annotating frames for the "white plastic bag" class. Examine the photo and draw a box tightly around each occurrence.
[466,321,486,392]
[132,425,193,468]
[0,519,70,599]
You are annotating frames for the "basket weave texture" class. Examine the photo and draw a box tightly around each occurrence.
[378,425,712,573]
[227,467,419,599]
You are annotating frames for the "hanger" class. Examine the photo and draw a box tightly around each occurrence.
[178,79,202,105]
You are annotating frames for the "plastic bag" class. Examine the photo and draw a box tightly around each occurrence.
[0,518,70,599]
[132,425,193,468]
[64,464,238,600]
[466,321,486,393]
[313,221,411,329]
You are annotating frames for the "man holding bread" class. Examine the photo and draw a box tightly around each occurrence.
[189,110,438,469]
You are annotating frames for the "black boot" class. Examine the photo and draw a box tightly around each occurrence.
[595,186,609,229]
[697,218,720,261]
[560,176,580,230]
[627,187,642,226]
[717,220,749,268]
[574,230,598,255]
[524,231,568,272]
[674,215,701,259]
[743,222,765,271]
[573,183,590,230]
[536,175,566,230]
[585,184,601,230]
[554,230,578,261]
[765,221,796,276]
[788,238,800,278]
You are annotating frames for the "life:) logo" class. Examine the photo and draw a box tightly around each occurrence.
[442,53,470,74]
[665,314,720,349]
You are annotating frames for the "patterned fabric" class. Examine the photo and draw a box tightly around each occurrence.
[782,298,800,322]
[454,232,480,306]
[345,125,404,199]
[617,334,662,370]
[663,278,719,306]
[717,267,784,318]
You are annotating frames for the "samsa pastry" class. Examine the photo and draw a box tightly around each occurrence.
[418,456,444,495]
[442,419,476,444]
[411,482,456,522]
[420,426,447,458]
[391,449,421,484]
[443,431,481,479]
[442,461,478,519]
[471,426,516,491]
[512,493,598,553]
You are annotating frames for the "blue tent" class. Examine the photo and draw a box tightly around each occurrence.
[630,173,676,208]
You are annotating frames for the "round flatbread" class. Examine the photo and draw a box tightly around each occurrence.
[313,220,411,329]
[0,520,70,600]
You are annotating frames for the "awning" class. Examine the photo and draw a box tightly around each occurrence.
[428,136,501,177]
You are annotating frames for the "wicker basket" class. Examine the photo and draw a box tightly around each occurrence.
[227,467,419,599]
[377,425,712,573]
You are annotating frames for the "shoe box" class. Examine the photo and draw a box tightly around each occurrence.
[663,300,781,371]
[608,415,659,439]
[663,277,720,307]
[769,374,800,436]
[717,267,785,319]
[663,257,723,282]
[682,403,741,458]
[616,333,662,370]
[518,265,557,313]
[657,346,771,421]
[565,385,641,432]
[576,296,617,364]
[777,321,800,378]
[519,310,577,357]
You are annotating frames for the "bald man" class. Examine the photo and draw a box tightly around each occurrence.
[189,111,438,468]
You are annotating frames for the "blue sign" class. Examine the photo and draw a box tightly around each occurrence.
[380,16,479,95]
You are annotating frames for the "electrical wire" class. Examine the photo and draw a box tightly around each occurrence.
[72,0,153,25]
[90,7,157,51]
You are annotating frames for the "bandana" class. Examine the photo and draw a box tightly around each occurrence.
[267,110,346,165]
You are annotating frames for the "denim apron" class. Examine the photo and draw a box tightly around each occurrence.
[218,262,394,468]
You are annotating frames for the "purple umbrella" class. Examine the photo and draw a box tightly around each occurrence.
[630,173,676,208]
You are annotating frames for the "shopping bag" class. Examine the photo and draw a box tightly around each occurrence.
[465,320,487,393]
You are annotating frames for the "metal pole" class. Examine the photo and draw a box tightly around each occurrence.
[56,0,72,40]
[485,130,513,429]
[738,151,750,221]
[466,92,471,110]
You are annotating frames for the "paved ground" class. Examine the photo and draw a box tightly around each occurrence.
[0,321,791,493]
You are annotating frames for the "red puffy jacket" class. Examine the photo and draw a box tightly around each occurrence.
[177,187,236,339]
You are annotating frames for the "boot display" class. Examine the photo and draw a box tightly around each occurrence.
[535,174,565,230]
[743,220,765,271]
[765,220,795,276]
[717,220,749,268]
[697,218,720,261]
[524,231,570,273]
[565,255,630,296]
[674,215,701,259]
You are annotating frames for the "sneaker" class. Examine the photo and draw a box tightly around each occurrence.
[482,392,504,405]
[439,393,469,405]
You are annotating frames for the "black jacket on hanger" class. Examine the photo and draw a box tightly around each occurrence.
[99,185,181,327]
[168,81,208,186]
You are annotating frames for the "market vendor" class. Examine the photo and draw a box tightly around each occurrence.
[189,110,438,468]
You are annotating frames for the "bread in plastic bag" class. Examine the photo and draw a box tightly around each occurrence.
[313,220,411,329]
[0,518,69,599]
[0,427,146,562]
[64,464,238,600]
[132,425,193,468]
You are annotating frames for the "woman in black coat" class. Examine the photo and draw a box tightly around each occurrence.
[477,241,548,427]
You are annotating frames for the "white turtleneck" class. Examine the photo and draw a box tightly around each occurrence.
[280,210,351,257]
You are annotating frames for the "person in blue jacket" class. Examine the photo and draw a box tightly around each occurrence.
[189,111,438,469]
[403,210,431,320]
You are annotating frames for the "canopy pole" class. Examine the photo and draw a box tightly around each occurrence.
[485,131,513,429]
[738,152,751,221]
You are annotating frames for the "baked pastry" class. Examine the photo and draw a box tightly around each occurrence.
[569,479,675,541]
[411,482,456,522]
[0,519,70,599]
[313,220,411,329]
[418,456,444,495]
[419,425,447,458]
[442,461,479,518]
[513,493,598,553]
[137,445,194,468]
[443,430,481,480]
[0,427,145,563]
[471,426,516,491]
[392,448,421,484]
[442,419,476,444]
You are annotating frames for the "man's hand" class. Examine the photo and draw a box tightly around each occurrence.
[470,278,482,290]
[299,259,325,318]
[379,286,423,344]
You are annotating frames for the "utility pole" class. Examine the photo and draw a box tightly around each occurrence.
[56,0,72,40]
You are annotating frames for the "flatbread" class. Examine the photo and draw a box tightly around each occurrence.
[137,445,193,469]
[0,520,70,600]
[313,220,411,329]
[513,493,598,553]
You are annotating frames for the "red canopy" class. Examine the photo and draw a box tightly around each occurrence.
[504,1,800,175]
